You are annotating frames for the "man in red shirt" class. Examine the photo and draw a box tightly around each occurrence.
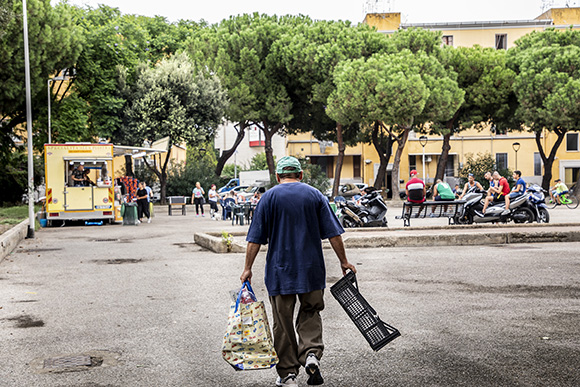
[482,171,511,215]
[405,170,426,203]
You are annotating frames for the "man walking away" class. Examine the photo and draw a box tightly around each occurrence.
[241,156,356,387]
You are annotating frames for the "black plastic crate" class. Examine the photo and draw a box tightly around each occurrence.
[330,271,400,351]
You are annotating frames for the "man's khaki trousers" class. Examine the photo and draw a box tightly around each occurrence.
[269,289,325,378]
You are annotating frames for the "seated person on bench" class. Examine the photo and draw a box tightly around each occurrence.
[405,170,426,213]
[431,179,455,216]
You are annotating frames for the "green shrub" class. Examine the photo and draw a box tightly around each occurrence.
[458,152,513,189]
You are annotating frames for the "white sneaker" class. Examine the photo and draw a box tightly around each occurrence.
[305,353,324,385]
[501,209,510,216]
[136,219,141,224]
[276,373,298,386]
[147,218,151,223]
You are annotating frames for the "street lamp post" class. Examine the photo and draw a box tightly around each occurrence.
[419,136,428,181]
[234,150,238,180]
[22,0,35,238]
[512,142,521,171]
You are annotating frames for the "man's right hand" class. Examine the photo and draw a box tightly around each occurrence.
[240,269,252,284]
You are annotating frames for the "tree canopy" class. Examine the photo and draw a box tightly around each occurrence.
[272,20,392,195]
[328,48,464,197]
[189,13,312,177]
[508,28,580,188]
[0,0,82,155]
[123,52,227,202]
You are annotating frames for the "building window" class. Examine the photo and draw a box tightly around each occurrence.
[495,34,507,50]
[353,155,361,178]
[409,155,416,176]
[496,153,508,171]
[534,153,543,176]
[442,35,454,46]
[566,132,579,151]
[310,156,333,179]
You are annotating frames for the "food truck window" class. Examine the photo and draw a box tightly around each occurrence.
[66,161,111,187]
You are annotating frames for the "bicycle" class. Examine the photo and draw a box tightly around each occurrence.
[547,190,579,209]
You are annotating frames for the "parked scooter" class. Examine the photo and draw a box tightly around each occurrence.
[336,190,388,228]
[525,184,550,223]
[455,190,535,224]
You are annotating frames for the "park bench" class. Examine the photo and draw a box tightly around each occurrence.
[167,196,187,216]
[395,200,465,227]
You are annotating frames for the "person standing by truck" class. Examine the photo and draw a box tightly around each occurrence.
[136,182,151,223]
[191,182,205,217]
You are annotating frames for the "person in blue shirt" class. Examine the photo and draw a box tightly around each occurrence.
[509,170,526,200]
[241,156,356,387]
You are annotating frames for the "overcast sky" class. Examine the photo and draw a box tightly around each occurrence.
[55,0,578,24]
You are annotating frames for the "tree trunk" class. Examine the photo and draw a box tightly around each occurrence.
[371,121,393,190]
[214,122,246,177]
[263,126,276,178]
[159,147,172,205]
[435,131,452,181]
[536,129,566,190]
[124,155,134,177]
[144,147,171,205]
[332,123,346,197]
[390,126,411,201]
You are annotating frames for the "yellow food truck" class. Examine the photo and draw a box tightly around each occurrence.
[44,143,120,225]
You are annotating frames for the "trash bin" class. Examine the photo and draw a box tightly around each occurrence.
[122,202,138,226]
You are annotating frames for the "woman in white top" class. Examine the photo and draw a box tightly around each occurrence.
[191,182,205,217]
[208,184,219,219]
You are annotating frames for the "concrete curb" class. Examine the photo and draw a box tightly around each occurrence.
[193,232,246,254]
[0,219,29,263]
[194,225,580,253]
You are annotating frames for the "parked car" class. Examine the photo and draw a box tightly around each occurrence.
[218,178,240,195]
[219,185,250,198]
[237,186,267,202]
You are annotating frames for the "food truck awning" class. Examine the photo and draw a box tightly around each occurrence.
[113,145,168,158]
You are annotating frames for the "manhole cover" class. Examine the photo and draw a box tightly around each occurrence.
[106,259,142,264]
[18,248,63,253]
[30,350,119,374]
[44,355,92,369]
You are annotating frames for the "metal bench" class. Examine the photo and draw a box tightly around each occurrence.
[168,196,187,216]
[395,200,465,227]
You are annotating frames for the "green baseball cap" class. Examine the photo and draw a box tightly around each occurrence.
[276,156,302,174]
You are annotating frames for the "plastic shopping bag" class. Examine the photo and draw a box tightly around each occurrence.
[222,281,278,371]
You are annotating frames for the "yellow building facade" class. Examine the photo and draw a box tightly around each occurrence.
[287,7,580,196]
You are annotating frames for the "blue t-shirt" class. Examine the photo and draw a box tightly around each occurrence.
[246,182,344,297]
[515,177,526,193]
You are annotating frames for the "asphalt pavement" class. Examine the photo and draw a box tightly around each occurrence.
[1,206,579,386]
